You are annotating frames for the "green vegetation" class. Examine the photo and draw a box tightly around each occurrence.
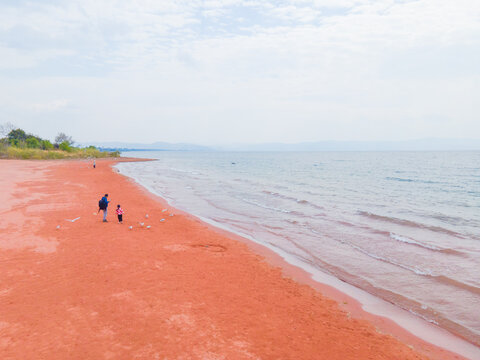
[59,141,73,152]
[26,137,41,149]
[0,124,120,160]
[42,140,54,150]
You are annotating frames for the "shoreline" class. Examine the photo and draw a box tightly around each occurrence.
[116,158,480,360]
[0,158,476,359]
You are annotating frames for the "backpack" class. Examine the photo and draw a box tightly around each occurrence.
[98,198,107,210]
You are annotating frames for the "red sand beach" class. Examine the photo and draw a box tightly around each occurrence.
[0,158,470,359]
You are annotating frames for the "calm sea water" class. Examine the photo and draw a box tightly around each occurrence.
[117,151,480,345]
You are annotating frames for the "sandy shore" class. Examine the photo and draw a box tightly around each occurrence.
[0,158,468,359]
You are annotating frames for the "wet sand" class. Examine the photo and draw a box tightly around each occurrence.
[0,159,468,359]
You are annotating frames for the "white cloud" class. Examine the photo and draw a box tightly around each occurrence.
[31,99,70,112]
[0,0,479,143]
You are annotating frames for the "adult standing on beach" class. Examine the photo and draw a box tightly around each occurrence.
[98,194,110,222]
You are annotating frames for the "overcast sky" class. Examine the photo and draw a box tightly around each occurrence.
[0,0,479,145]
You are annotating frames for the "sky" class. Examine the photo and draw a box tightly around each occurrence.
[0,0,479,145]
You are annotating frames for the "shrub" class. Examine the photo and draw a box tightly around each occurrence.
[26,137,41,148]
[59,141,72,152]
[10,139,26,148]
[41,140,54,150]
[0,141,8,158]
[46,150,64,159]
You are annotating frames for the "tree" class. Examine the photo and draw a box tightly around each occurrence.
[55,132,74,146]
[0,122,15,138]
[59,141,72,152]
[26,137,41,148]
[8,128,27,142]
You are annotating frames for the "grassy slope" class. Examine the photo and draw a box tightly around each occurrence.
[0,146,120,160]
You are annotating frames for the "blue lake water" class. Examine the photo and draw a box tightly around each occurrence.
[117,151,480,345]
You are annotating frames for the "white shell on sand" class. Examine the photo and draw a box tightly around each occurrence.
[160,219,165,222]
[145,214,149,218]
[129,226,133,230]
[56,225,61,229]
[139,222,144,226]
[146,225,151,229]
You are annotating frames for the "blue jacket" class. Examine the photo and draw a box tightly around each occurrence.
[101,196,109,208]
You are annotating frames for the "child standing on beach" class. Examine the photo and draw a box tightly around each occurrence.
[116,205,124,224]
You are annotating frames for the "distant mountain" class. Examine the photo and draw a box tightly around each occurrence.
[81,141,212,151]
[214,138,480,151]
[81,138,480,152]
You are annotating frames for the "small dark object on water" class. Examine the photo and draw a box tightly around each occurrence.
[231,162,236,165]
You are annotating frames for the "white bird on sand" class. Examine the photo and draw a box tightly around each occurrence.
[56,225,61,230]
[139,222,144,227]
[129,226,133,230]
[145,214,149,218]
[65,217,81,222]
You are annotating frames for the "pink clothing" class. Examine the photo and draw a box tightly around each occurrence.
[116,208,124,215]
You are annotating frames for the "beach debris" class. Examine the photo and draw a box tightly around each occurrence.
[160,219,165,222]
[146,225,151,229]
[145,214,149,218]
[129,226,133,230]
[92,212,97,216]
[169,214,174,217]
[65,217,81,223]
[56,225,61,230]
[162,209,168,212]
[139,222,144,227]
